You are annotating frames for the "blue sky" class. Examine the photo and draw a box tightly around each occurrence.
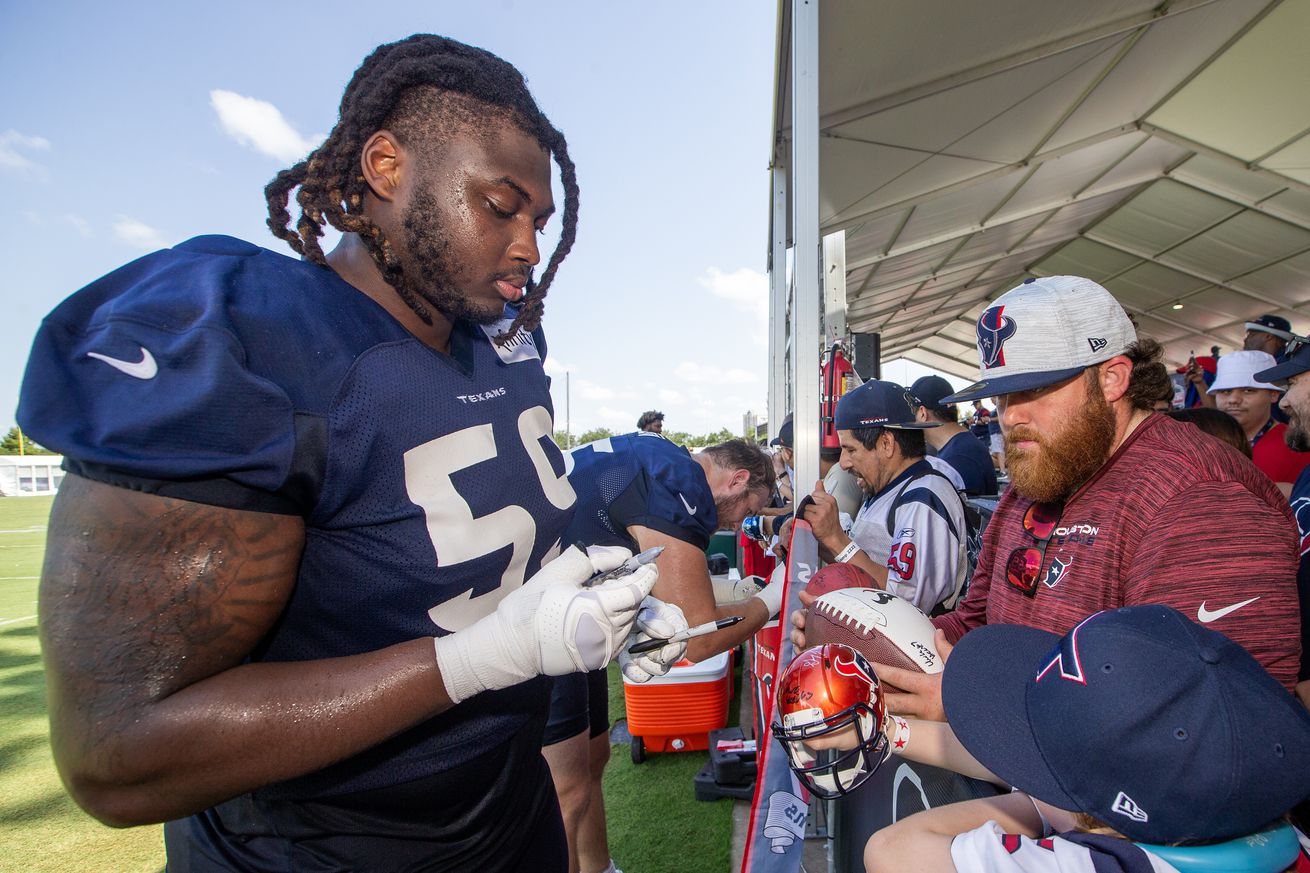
[2,1,965,440]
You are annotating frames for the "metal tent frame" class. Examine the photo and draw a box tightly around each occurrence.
[768,0,1310,465]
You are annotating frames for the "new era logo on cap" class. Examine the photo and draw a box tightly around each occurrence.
[941,276,1137,404]
[1111,791,1149,823]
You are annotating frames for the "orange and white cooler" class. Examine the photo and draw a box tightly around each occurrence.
[623,649,732,763]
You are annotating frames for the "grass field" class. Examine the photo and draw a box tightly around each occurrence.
[0,495,735,872]
[0,496,166,873]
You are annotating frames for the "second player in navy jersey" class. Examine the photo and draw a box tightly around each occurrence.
[543,432,778,873]
[18,36,669,873]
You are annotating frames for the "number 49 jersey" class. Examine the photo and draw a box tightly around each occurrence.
[18,235,575,799]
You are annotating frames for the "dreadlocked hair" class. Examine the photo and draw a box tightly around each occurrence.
[264,34,578,344]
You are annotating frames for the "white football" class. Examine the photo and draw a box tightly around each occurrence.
[805,588,942,687]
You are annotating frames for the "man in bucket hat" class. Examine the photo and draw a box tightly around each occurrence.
[1209,349,1310,495]
[793,276,1301,717]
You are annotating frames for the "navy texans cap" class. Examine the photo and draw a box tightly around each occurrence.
[943,605,1310,844]
[770,417,794,448]
[909,375,956,413]
[834,380,937,430]
[942,276,1137,403]
[1255,337,1310,384]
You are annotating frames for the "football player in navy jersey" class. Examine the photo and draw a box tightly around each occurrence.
[544,434,777,873]
[17,35,674,873]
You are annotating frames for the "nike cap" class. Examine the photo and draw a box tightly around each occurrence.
[942,276,1137,403]
[943,605,1310,845]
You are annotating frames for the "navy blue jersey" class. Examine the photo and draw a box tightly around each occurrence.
[564,431,716,552]
[18,236,575,800]
[939,430,998,496]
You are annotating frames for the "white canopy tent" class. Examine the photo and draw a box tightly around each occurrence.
[768,0,1310,487]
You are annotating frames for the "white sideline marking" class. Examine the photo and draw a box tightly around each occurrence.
[0,527,44,534]
[1,615,36,625]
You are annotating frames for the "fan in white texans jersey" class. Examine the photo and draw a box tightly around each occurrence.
[787,379,968,615]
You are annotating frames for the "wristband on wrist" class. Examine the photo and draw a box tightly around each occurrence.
[834,539,861,563]
[887,714,911,754]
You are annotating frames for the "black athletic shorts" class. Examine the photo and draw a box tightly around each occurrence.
[164,725,565,873]
[542,668,610,746]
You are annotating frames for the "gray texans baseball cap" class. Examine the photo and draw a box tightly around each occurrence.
[942,276,1137,403]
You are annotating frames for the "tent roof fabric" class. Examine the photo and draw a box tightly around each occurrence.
[773,0,1310,381]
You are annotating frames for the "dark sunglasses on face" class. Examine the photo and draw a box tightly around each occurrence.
[1005,501,1063,597]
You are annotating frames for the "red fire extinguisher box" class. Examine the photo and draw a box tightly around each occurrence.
[623,649,733,763]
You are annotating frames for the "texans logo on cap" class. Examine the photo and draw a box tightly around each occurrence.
[978,305,1017,369]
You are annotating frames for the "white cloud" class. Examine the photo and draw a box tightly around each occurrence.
[24,211,92,236]
[113,216,167,250]
[210,90,321,162]
[674,361,757,385]
[542,357,577,377]
[658,388,683,404]
[0,130,51,173]
[577,379,615,401]
[596,406,634,430]
[698,266,768,322]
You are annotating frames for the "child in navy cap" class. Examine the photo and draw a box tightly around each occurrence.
[865,605,1310,873]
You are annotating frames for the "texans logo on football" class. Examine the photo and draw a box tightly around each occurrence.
[977,305,1017,369]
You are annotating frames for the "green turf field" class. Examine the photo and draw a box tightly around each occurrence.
[0,496,166,872]
[0,494,736,872]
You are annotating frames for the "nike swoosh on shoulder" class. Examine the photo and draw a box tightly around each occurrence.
[87,347,158,380]
[678,492,697,515]
[1196,596,1260,623]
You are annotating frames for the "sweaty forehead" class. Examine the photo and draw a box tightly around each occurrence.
[422,126,553,206]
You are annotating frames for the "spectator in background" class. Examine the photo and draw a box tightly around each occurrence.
[1165,407,1252,458]
[1245,313,1296,359]
[1147,362,1175,411]
[912,375,998,496]
[1209,349,1310,497]
[636,410,665,434]
[1255,345,1310,710]
[795,276,1301,719]
[753,416,865,550]
[967,399,991,443]
[986,411,1005,478]
[766,416,795,508]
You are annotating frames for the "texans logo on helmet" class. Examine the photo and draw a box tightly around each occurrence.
[977,305,1017,369]
[831,649,876,685]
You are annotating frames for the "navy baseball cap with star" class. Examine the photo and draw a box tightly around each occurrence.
[834,380,937,430]
[943,605,1310,845]
[942,276,1137,403]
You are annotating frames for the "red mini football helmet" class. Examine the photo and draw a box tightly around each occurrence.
[771,644,890,798]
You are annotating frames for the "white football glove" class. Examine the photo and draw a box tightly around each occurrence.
[752,577,786,619]
[618,597,688,683]
[734,574,765,600]
[435,545,657,704]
